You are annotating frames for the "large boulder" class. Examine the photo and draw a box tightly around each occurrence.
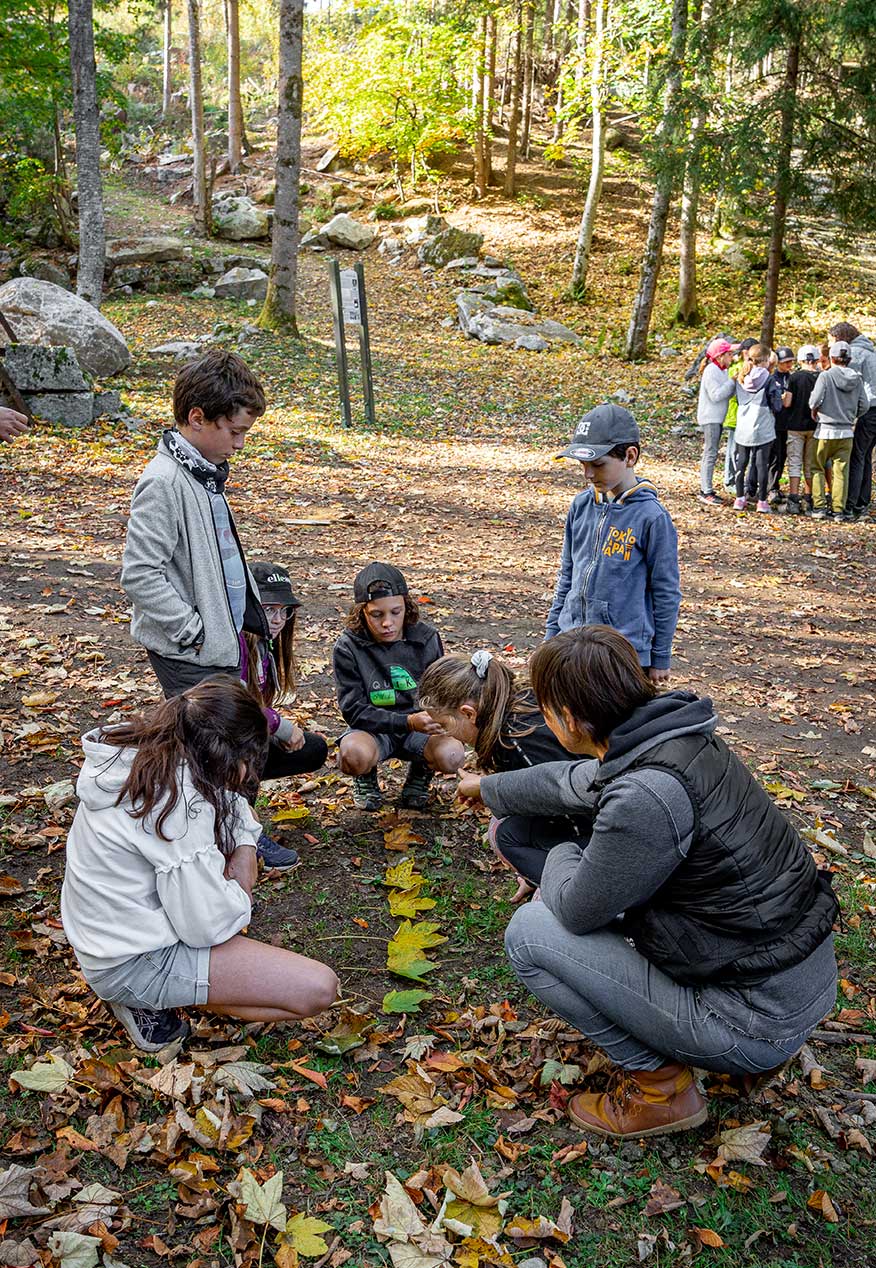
[19,258,72,289]
[456,292,580,351]
[211,195,271,241]
[214,266,268,301]
[106,237,188,267]
[300,214,376,251]
[0,278,130,377]
[3,343,88,391]
[420,226,484,267]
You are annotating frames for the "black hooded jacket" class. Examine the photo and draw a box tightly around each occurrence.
[333,620,443,738]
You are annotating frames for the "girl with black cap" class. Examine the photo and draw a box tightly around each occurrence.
[333,562,465,811]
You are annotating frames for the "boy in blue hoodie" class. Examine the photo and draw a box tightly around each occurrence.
[546,404,681,682]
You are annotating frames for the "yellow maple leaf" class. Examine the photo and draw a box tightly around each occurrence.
[281,1213,332,1257]
[384,858,426,890]
[388,888,436,918]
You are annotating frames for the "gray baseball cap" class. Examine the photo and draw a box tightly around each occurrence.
[558,403,641,461]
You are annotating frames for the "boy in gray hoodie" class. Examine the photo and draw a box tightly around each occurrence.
[829,321,876,518]
[808,340,868,519]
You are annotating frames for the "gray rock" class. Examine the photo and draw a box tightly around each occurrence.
[377,236,403,258]
[604,125,635,151]
[214,266,269,301]
[711,236,768,271]
[93,389,122,418]
[420,227,484,268]
[455,290,493,334]
[20,258,71,289]
[316,145,341,172]
[0,278,130,377]
[25,391,94,428]
[481,269,533,311]
[483,254,503,269]
[611,388,632,403]
[212,195,271,241]
[190,284,216,299]
[300,214,376,251]
[333,194,364,214]
[124,416,148,433]
[106,236,187,267]
[148,340,205,360]
[535,317,581,344]
[514,333,549,351]
[443,256,480,271]
[519,1259,548,1268]
[403,213,449,246]
[660,346,680,357]
[3,343,87,391]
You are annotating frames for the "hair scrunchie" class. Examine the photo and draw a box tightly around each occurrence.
[470,649,493,679]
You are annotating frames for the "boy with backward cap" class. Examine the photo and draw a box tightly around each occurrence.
[546,404,681,683]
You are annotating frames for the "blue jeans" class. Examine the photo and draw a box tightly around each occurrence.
[504,903,834,1073]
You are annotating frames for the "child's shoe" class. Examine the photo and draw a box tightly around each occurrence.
[811,507,831,520]
[109,1002,190,1053]
[786,495,803,515]
[756,500,771,513]
[256,832,300,871]
[352,770,383,811]
[732,496,747,511]
[399,761,434,810]
[697,490,724,506]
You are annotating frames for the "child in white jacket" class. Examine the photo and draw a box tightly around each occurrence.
[696,337,736,504]
[61,677,337,1051]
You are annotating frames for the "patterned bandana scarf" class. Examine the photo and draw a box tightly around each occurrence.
[162,429,229,495]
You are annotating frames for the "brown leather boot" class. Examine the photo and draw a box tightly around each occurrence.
[568,1062,708,1138]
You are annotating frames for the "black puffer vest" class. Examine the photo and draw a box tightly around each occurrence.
[592,731,838,985]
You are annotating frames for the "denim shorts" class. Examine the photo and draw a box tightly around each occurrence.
[342,729,429,762]
[81,943,211,1010]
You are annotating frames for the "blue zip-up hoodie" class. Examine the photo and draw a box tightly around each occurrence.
[545,478,681,670]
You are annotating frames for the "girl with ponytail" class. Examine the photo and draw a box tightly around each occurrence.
[418,651,589,902]
[61,676,338,1053]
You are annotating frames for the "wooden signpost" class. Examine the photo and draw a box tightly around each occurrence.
[328,259,375,428]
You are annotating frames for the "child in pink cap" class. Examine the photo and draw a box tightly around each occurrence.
[695,337,736,504]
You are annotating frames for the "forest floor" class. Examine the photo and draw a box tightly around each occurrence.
[1,134,876,1268]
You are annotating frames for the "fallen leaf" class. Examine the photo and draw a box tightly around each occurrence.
[384,824,426,852]
[643,1179,685,1217]
[288,1060,328,1090]
[382,989,434,1014]
[314,1010,375,1055]
[282,1213,332,1257]
[388,889,437,918]
[46,1231,101,1268]
[716,1120,772,1166]
[0,1164,51,1219]
[807,1190,839,1223]
[0,875,24,897]
[214,1060,277,1096]
[691,1227,725,1249]
[10,1054,75,1093]
[273,805,310,822]
[239,1168,286,1230]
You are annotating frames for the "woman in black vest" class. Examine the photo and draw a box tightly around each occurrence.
[457,625,838,1139]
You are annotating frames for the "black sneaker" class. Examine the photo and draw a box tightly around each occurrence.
[109,1002,190,1053]
[786,495,803,515]
[256,831,300,871]
[811,507,831,520]
[399,761,434,810]
[352,770,383,811]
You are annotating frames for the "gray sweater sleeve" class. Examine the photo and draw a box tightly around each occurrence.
[537,769,695,933]
[480,758,600,818]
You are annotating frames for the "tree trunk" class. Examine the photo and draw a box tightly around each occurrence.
[569,0,605,295]
[521,0,535,157]
[68,0,105,306]
[258,0,304,335]
[675,0,709,326]
[761,37,800,348]
[504,0,524,194]
[575,0,590,96]
[162,0,173,117]
[485,11,497,182]
[624,0,689,361]
[499,30,513,121]
[473,15,488,198]
[187,0,210,236]
[226,0,243,172]
[543,0,555,57]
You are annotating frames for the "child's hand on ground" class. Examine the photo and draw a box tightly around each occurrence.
[407,710,445,735]
[648,667,671,685]
[225,844,258,900]
[279,723,305,751]
[456,769,483,804]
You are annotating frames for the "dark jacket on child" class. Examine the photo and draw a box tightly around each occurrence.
[334,621,443,738]
[785,368,819,430]
[492,698,577,772]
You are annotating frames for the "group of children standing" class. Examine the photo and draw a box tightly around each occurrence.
[60,349,682,1054]
[696,321,876,520]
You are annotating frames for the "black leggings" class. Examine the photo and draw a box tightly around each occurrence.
[494,814,592,886]
[262,732,328,779]
[735,442,771,500]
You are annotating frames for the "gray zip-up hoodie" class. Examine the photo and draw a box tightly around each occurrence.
[849,334,876,408]
[121,443,266,667]
[808,364,868,437]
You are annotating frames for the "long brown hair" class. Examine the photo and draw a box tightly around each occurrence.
[417,652,535,772]
[345,594,420,637]
[529,625,656,747]
[244,610,298,708]
[98,677,268,856]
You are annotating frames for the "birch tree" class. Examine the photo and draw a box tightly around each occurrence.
[569,0,606,296]
[226,0,244,172]
[162,0,173,117]
[624,0,689,361]
[258,0,304,335]
[504,0,524,195]
[68,0,105,305]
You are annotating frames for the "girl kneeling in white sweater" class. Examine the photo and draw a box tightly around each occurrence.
[61,676,338,1051]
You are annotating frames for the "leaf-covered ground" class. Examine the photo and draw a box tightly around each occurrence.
[2,155,876,1267]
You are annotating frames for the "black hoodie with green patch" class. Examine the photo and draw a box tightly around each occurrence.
[333,620,444,738]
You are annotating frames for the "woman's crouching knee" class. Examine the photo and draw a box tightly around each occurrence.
[504,900,552,969]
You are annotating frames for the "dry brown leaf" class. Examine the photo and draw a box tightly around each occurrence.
[807,1190,839,1223]
[716,1120,771,1166]
[643,1179,685,1217]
